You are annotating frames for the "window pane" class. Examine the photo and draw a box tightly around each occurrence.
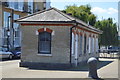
[14,2,18,10]
[39,41,50,53]
[18,1,24,11]
[39,32,51,41]
[28,0,33,13]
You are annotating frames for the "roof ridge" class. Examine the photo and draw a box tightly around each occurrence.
[51,8,75,21]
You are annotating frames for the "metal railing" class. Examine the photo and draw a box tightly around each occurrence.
[99,51,120,59]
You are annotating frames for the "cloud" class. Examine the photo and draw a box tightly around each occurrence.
[91,7,118,15]
[91,7,106,13]
[107,8,118,14]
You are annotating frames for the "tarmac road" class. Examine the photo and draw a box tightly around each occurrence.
[0,58,119,79]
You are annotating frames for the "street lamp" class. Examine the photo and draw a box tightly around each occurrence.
[7,16,11,51]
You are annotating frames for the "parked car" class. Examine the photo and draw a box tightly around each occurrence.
[0,48,13,59]
[12,51,21,58]
[108,46,120,53]
[98,49,108,53]
[10,47,21,58]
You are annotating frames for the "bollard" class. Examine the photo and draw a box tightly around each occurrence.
[87,57,99,79]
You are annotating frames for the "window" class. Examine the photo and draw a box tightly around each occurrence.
[71,33,75,55]
[18,0,24,11]
[96,38,98,52]
[88,36,91,53]
[4,12,10,28]
[91,36,93,53]
[28,0,33,13]
[84,35,86,54]
[45,1,51,9]
[14,2,18,10]
[38,32,51,54]
[8,1,14,9]
[3,12,10,46]
[43,2,46,8]
[79,34,82,55]
[92,37,94,53]
[14,14,20,29]
[15,31,19,37]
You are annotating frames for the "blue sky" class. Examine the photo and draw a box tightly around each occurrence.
[51,1,119,23]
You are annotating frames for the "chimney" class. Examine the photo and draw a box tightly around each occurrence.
[67,13,72,16]
[87,21,90,26]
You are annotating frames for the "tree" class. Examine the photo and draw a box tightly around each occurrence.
[95,18,119,46]
[88,14,96,26]
[64,4,96,26]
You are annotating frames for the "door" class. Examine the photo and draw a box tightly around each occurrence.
[75,34,78,66]
[71,33,78,66]
[71,33,75,64]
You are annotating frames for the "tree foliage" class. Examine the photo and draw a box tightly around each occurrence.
[95,18,119,46]
[63,4,96,26]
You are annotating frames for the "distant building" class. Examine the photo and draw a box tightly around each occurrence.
[0,0,50,50]
[0,1,3,48]
[118,1,120,40]
[15,8,102,68]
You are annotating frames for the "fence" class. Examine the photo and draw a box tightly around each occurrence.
[99,51,120,59]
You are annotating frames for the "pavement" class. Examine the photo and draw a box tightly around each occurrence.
[0,56,119,79]
[98,58,118,78]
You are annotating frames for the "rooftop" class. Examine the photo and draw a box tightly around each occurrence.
[15,7,102,34]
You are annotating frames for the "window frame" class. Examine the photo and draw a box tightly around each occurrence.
[38,31,52,54]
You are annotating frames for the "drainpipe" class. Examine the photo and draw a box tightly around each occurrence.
[70,26,75,64]
[11,9,14,49]
[70,21,78,65]
[7,16,11,51]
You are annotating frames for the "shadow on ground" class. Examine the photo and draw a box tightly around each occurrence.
[1,58,20,62]
[27,59,113,72]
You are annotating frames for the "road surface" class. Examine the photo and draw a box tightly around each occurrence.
[0,58,119,78]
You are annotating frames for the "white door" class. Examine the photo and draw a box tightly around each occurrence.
[71,33,79,66]
[71,33,75,64]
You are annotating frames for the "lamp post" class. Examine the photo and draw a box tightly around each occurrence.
[7,29,10,51]
[11,9,14,49]
[7,16,11,51]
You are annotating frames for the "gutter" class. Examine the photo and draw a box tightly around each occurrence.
[14,20,75,24]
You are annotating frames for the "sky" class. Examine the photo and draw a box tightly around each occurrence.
[50,1,119,23]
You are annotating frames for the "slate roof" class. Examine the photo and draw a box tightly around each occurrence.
[15,8,75,22]
[15,8,102,34]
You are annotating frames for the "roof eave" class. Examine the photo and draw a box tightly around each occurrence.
[77,23,102,34]
[15,20,76,25]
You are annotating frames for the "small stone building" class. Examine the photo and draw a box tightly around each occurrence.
[15,8,102,69]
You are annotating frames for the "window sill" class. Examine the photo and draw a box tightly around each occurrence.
[37,54,52,57]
